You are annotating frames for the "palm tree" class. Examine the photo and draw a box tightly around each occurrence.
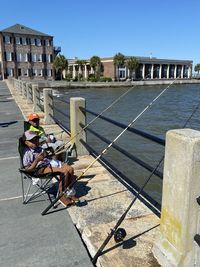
[126,57,139,80]
[90,56,101,78]
[53,54,68,80]
[113,52,125,81]
[194,64,200,75]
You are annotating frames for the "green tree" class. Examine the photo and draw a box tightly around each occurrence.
[113,52,125,81]
[53,54,68,80]
[90,56,101,78]
[194,64,200,75]
[126,57,139,80]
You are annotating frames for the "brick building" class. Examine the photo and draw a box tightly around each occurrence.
[0,24,60,80]
[68,56,193,81]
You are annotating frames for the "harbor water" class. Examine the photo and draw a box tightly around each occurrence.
[53,84,200,205]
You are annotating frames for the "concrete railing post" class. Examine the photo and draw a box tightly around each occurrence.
[70,97,88,156]
[43,88,54,124]
[153,129,200,267]
[26,83,33,104]
[32,84,42,112]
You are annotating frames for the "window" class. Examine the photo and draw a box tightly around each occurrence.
[118,67,126,79]
[32,69,36,76]
[31,38,36,45]
[7,68,14,76]
[45,39,50,46]
[4,35,11,44]
[17,53,28,62]
[16,37,21,44]
[37,69,43,76]
[47,69,52,76]
[6,52,12,61]
[36,38,41,46]
[22,37,27,45]
[22,69,29,76]
[46,54,51,62]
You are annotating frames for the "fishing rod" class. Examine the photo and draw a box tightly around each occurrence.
[92,155,164,264]
[41,78,177,215]
[92,92,200,264]
[54,72,157,155]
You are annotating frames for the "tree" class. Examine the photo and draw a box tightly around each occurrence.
[113,52,125,81]
[90,56,101,78]
[126,57,139,80]
[53,54,68,80]
[194,64,200,75]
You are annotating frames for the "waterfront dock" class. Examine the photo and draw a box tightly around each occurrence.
[2,80,161,267]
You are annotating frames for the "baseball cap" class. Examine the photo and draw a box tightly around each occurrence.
[24,131,39,141]
[28,113,40,121]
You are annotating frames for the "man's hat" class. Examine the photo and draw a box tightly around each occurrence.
[28,113,40,121]
[24,131,39,141]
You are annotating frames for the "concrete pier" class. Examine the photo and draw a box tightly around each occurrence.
[4,79,161,266]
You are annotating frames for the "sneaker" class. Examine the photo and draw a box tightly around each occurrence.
[59,195,75,207]
[66,188,76,197]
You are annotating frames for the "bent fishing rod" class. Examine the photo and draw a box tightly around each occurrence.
[42,78,177,215]
[91,92,200,264]
[54,73,156,155]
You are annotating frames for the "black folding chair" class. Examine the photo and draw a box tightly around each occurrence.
[18,136,62,214]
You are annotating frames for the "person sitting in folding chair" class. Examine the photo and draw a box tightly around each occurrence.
[22,130,77,207]
[27,113,64,152]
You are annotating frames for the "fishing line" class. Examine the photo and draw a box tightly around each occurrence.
[41,78,177,215]
[54,72,158,155]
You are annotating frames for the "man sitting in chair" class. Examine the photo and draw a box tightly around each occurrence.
[27,113,64,152]
[22,130,77,207]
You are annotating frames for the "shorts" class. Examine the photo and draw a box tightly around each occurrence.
[49,159,62,168]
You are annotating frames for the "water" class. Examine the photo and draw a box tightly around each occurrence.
[53,84,200,206]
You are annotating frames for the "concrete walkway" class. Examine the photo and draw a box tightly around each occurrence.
[0,81,93,267]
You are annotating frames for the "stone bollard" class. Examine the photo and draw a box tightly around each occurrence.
[152,129,200,267]
[70,97,88,156]
[43,88,54,124]
[32,84,42,112]
[26,83,33,104]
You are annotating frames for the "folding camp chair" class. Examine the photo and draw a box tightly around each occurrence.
[18,137,62,214]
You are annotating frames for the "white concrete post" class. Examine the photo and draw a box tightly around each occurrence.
[153,128,200,267]
[181,65,184,79]
[73,65,76,79]
[26,83,33,104]
[32,84,42,112]
[142,64,145,79]
[174,65,177,78]
[84,64,88,79]
[188,65,192,79]
[159,64,162,79]
[151,64,154,79]
[70,97,88,156]
[43,88,54,124]
[167,64,170,79]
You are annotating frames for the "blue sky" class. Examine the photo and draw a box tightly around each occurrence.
[1,0,200,70]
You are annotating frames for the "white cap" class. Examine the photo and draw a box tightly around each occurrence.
[24,131,38,141]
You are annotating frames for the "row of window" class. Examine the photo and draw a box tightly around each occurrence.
[4,52,53,63]
[3,35,52,46]
[6,68,52,77]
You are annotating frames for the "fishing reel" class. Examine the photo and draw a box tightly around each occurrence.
[114,228,127,243]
